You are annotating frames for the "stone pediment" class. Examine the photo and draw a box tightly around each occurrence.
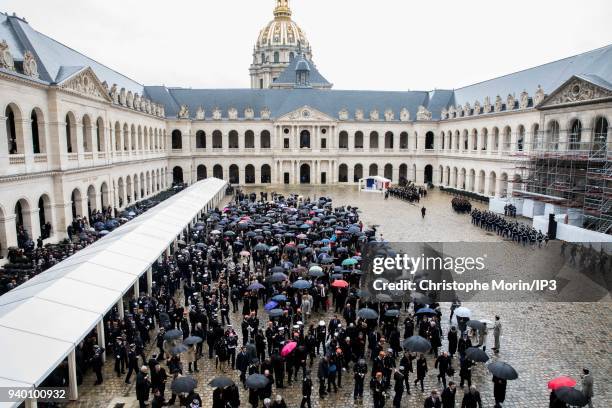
[57,67,112,103]
[276,105,335,122]
[538,75,612,108]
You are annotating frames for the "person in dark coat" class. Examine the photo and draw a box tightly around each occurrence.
[90,345,104,385]
[549,390,568,408]
[135,366,151,408]
[317,356,328,398]
[370,372,386,408]
[424,389,442,408]
[151,389,165,408]
[392,369,404,407]
[441,382,457,408]
[212,387,225,408]
[301,375,313,408]
[447,327,458,358]
[236,346,250,385]
[414,354,428,392]
[460,386,482,408]
[493,376,507,407]
[435,352,451,388]
[248,387,259,408]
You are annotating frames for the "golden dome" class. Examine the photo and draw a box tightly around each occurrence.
[256,0,310,48]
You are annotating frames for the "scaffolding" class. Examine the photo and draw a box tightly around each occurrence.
[509,134,612,234]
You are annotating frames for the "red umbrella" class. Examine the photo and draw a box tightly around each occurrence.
[331,279,349,288]
[281,341,297,357]
[548,376,576,390]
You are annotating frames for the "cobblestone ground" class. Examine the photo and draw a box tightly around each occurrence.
[69,186,611,408]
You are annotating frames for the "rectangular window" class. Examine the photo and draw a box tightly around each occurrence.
[284,138,290,149]
[321,139,327,149]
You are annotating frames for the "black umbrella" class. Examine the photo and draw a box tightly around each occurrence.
[465,347,489,362]
[164,329,183,340]
[209,376,235,388]
[170,344,189,355]
[308,270,325,278]
[555,387,588,406]
[183,336,203,345]
[357,308,379,320]
[171,376,197,393]
[270,266,285,274]
[245,374,269,389]
[267,272,288,283]
[487,361,518,380]
[267,308,284,318]
[467,320,486,331]
[385,309,400,317]
[402,336,431,353]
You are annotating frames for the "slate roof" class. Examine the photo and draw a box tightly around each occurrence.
[147,87,441,121]
[272,54,331,88]
[453,44,612,106]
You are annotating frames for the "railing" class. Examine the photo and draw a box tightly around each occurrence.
[97,152,106,159]
[33,154,47,163]
[67,153,78,161]
[84,153,93,160]
[9,154,25,165]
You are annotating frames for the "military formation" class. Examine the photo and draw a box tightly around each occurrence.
[470,209,548,247]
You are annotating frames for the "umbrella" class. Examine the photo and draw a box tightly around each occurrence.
[171,376,197,393]
[410,292,431,304]
[267,309,284,318]
[308,270,325,278]
[209,376,235,388]
[331,279,349,288]
[555,387,588,406]
[267,272,288,283]
[183,336,203,345]
[454,307,472,318]
[245,374,269,389]
[210,230,221,235]
[254,243,269,252]
[385,309,400,317]
[170,344,189,355]
[465,347,489,362]
[320,257,334,264]
[99,230,110,236]
[331,273,344,280]
[415,307,437,316]
[270,266,285,274]
[548,376,577,390]
[264,301,278,311]
[240,250,251,257]
[281,341,297,357]
[292,280,312,290]
[247,282,265,290]
[402,335,431,353]
[487,361,518,380]
[164,329,183,340]
[357,308,379,320]
[466,320,486,331]
[341,258,358,266]
[271,294,287,302]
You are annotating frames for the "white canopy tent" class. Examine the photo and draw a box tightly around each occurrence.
[358,175,391,193]
[0,178,227,408]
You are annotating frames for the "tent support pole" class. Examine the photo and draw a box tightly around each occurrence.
[25,398,37,408]
[118,296,125,319]
[133,279,140,299]
[68,349,78,400]
[147,266,153,296]
[97,319,106,362]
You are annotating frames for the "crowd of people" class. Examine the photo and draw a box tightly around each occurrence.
[502,204,517,218]
[0,185,187,296]
[386,183,427,203]
[470,209,549,247]
[7,188,597,408]
[451,198,472,214]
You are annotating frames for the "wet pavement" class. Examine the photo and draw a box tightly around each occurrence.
[68,186,611,408]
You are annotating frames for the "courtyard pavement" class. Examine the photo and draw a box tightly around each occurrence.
[68,186,611,408]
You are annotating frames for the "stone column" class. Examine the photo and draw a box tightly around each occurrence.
[24,208,41,241]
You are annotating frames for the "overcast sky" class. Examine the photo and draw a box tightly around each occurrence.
[4,0,612,91]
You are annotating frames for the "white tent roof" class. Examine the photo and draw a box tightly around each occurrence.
[0,177,227,399]
[358,175,391,183]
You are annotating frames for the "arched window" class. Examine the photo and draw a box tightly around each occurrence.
[354,164,363,182]
[300,130,311,148]
[517,125,525,151]
[260,130,271,148]
[503,127,511,151]
[400,132,408,149]
[471,130,478,151]
[384,164,393,179]
[593,117,608,154]
[547,121,560,151]
[355,131,364,149]
[273,52,279,63]
[245,165,255,184]
[229,164,239,184]
[569,119,582,150]
[369,131,379,149]
[339,131,348,149]
[197,165,207,181]
[492,127,499,151]
[96,118,104,152]
[196,130,206,149]
[261,164,271,183]
[172,166,183,184]
[82,115,92,152]
[171,129,182,149]
[213,164,223,179]
[369,163,378,176]
[245,130,255,148]
[384,132,393,149]
[5,105,19,154]
[229,130,239,149]
[261,53,265,63]
[31,109,41,154]
[339,164,348,182]
[213,130,222,148]
[65,113,76,153]
[424,165,433,184]
[425,131,434,150]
